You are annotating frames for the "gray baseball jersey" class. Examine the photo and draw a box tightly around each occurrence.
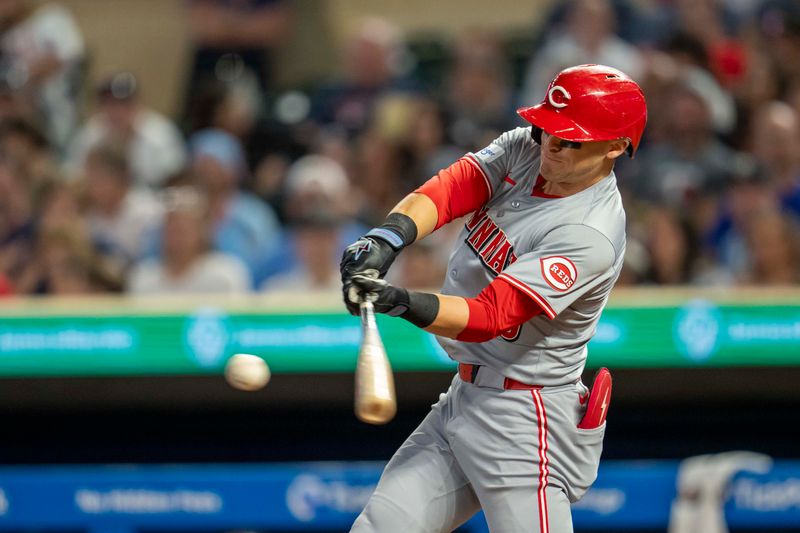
[437,126,626,387]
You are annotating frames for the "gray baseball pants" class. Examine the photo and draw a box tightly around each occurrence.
[350,367,605,532]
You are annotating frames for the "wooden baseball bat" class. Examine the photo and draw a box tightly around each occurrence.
[355,300,397,424]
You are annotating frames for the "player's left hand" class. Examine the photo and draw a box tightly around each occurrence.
[340,235,400,315]
[340,236,398,282]
[347,274,410,317]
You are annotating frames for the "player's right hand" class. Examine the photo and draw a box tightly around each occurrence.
[347,274,410,316]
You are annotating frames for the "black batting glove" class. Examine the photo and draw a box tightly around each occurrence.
[340,235,398,316]
[340,235,399,282]
[342,273,371,316]
[345,275,440,327]
[340,213,418,315]
[346,274,410,317]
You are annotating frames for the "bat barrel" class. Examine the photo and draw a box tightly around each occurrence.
[355,301,397,424]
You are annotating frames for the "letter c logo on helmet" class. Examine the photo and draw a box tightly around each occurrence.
[547,86,571,108]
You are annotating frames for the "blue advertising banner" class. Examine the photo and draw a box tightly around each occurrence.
[1,460,799,531]
[571,461,677,529]
[725,462,800,528]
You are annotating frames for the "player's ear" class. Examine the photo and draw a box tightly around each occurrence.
[605,139,630,160]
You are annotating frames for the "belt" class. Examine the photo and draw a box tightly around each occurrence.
[458,363,542,391]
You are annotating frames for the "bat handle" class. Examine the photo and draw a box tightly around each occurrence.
[359,299,377,328]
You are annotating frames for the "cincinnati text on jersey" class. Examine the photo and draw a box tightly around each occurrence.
[464,207,518,276]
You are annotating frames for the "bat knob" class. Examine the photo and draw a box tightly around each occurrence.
[356,398,397,425]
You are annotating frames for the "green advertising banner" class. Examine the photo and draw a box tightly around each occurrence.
[0,291,799,377]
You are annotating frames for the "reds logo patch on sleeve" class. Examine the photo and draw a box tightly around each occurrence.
[540,256,577,291]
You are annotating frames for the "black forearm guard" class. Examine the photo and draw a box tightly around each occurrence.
[401,291,440,328]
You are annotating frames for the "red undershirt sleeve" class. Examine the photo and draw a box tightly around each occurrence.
[415,158,492,230]
[456,277,543,343]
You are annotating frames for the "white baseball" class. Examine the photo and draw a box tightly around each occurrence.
[224,353,271,391]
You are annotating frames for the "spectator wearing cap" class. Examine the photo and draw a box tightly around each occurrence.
[65,72,187,189]
[0,0,84,152]
[83,144,163,269]
[261,209,342,292]
[256,154,365,285]
[187,128,280,280]
[128,186,250,294]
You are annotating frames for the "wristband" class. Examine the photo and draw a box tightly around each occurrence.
[365,227,404,249]
[401,291,440,328]
[365,212,418,251]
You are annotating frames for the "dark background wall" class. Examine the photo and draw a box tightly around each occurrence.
[3,367,797,464]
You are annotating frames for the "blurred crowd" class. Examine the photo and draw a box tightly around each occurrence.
[2,0,800,297]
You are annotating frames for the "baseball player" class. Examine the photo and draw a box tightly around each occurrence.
[340,64,647,533]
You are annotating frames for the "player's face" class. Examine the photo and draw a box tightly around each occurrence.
[538,132,623,184]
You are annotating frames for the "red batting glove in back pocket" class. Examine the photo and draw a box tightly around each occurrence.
[578,367,612,429]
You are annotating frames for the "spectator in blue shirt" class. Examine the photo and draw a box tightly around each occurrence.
[143,129,280,287]
[188,128,280,282]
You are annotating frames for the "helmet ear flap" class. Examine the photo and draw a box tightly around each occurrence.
[531,127,543,146]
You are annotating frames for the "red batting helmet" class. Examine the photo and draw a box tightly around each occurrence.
[517,64,647,156]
